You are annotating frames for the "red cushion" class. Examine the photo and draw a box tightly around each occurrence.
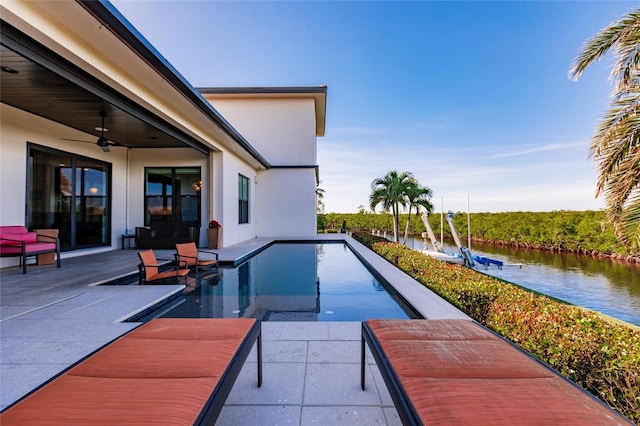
[133,317,256,341]
[402,377,624,425]
[23,242,55,253]
[379,339,556,379]
[0,375,217,425]
[0,318,258,425]
[0,232,37,245]
[367,318,495,341]
[0,246,23,254]
[69,338,239,379]
[366,320,624,425]
[0,226,28,234]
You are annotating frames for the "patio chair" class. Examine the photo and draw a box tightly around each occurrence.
[137,249,189,285]
[175,242,219,278]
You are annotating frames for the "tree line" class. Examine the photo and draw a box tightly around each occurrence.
[319,210,637,257]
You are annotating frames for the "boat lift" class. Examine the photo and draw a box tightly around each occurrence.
[446,211,514,269]
[419,213,465,265]
[421,213,443,253]
[420,211,509,269]
[444,211,478,268]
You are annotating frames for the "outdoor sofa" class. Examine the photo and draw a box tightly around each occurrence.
[0,318,262,424]
[0,225,60,274]
[361,319,631,425]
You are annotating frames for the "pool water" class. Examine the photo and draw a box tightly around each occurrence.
[134,242,419,322]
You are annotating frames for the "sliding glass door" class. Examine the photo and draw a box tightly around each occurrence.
[144,167,201,226]
[27,144,111,250]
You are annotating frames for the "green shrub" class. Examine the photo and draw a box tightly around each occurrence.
[371,241,640,423]
[351,231,389,249]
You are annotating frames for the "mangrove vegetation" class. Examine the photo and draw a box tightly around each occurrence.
[319,210,640,262]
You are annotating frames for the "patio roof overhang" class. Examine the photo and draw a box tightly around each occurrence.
[0,0,271,169]
[1,21,210,155]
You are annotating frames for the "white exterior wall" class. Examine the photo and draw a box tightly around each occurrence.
[256,168,317,237]
[206,98,317,165]
[205,96,319,236]
[219,153,258,243]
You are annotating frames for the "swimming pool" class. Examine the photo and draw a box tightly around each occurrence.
[132,242,420,322]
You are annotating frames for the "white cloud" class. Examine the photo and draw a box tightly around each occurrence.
[489,142,587,159]
[318,136,602,213]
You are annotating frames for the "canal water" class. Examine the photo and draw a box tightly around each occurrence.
[402,237,640,327]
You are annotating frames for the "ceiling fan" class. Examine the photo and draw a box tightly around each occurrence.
[62,110,133,152]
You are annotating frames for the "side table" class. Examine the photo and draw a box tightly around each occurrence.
[121,234,136,250]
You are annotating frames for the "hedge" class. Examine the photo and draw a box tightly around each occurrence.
[355,235,640,423]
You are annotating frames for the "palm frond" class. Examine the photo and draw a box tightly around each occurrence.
[589,85,640,196]
[620,189,640,249]
[575,7,640,250]
[570,9,640,82]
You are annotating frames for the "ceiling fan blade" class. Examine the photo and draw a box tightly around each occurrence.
[109,141,135,148]
[61,138,94,144]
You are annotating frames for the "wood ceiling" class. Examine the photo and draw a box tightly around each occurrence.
[0,43,202,153]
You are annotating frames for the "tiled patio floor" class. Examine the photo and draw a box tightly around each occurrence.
[218,321,401,425]
[0,234,468,424]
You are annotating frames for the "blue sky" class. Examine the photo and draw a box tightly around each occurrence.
[112,0,635,213]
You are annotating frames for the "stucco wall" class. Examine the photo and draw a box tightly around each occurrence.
[204,95,320,237]
[256,168,317,237]
[220,152,258,243]
[205,97,317,165]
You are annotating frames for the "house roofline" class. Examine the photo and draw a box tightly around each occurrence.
[77,0,271,168]
[198,86,328,137]
[198,86,327,95]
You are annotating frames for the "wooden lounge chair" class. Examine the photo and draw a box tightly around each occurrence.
[361,319,631,425]
[137,249,189,285]
[0,318,262,425]
[175,242,219,278]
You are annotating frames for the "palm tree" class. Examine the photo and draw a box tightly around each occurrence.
[316,181,325,214]
[569,7,640,249]
[402,179,434,243]
[369,170,413,242]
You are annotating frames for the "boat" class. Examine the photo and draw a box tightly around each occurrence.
[420,249,465,265]
[419,213,466,265]
[447,211,526,270]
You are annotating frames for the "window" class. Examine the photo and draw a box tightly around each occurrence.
[238,174,249,224]
[145,167,201,226]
